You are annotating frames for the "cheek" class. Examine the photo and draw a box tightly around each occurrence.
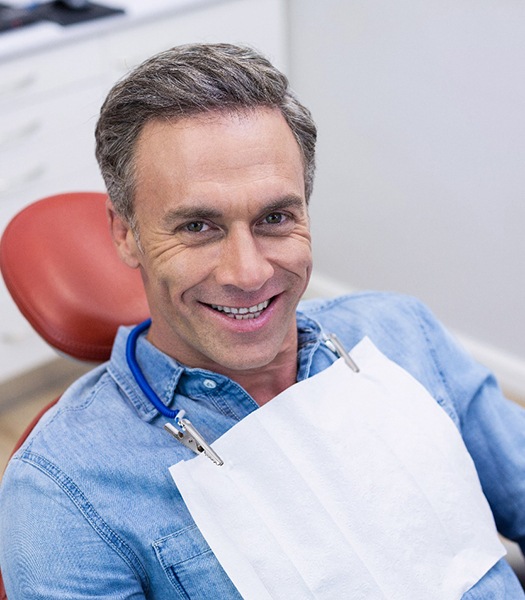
[270,235,312,272]
[147,247,220,296]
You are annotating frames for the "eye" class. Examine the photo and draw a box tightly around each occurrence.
[264,213,284,225]
[177,219,221,246]
[255,211,295,236]
[184,221,209,233]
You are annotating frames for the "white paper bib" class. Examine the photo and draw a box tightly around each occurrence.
[169,337,505,599]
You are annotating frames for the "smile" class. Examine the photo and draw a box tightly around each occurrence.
[210,299,270,320]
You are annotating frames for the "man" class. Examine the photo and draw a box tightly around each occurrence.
[1,43,524,599]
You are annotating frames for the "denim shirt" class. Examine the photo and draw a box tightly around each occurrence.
[1,292,524,599]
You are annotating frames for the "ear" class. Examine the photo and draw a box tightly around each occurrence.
[106,200,141,269]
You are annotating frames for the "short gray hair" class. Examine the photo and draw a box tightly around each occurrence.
[95,43,317,224]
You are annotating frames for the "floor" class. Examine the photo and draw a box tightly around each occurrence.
[0,356,524,584]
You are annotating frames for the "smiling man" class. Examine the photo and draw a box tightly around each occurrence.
[1,43,525,599]
[110,110,312,404]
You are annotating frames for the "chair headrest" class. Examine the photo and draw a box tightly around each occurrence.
[0,192,149,362]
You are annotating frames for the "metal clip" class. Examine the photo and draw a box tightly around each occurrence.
[325,333,360,373]
[164,411,224,466]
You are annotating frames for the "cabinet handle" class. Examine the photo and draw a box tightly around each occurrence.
[0,164,45,195]
[0,72,37,97]
[0,119,41,149]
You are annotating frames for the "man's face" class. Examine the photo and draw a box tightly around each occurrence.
[110,109,312,376]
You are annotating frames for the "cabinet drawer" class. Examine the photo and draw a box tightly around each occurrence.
[0,82,104,205]
[0,37,103,108]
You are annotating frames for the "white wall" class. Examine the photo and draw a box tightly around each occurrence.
[288,1,525,372]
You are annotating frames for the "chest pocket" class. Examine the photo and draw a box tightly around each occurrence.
[153,523,242,599]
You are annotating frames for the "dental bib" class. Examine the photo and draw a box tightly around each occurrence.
[169,337,505,599]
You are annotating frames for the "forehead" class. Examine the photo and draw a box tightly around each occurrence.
[132,109,305,208]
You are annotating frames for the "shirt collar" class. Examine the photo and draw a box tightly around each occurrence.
[108,310,325,422]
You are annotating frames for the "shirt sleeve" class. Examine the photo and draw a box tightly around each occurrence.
[0,455,147,599]
[414,298,525,555]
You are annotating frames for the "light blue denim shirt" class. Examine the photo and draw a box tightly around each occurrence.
[1,292,524,599]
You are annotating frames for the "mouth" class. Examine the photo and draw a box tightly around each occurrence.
[209,298,271,320]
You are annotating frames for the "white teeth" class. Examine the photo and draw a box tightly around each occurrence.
[210,300,270,319]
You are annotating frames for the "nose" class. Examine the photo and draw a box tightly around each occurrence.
[215,226,274,291]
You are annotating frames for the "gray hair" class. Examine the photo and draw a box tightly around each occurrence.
[95,43,317,225]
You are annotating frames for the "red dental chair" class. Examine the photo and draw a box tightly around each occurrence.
[0,191,149,599]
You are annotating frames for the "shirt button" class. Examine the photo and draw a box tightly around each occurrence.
[203,379,217,389]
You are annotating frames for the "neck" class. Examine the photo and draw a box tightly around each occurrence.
[231,359,298,406]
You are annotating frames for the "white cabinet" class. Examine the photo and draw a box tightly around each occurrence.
[0,37,105,210]
[0,0,287,382]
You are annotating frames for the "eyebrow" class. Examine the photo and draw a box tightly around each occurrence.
[262,195,306,215]
[162,195,306,227]
[163,206,223,227]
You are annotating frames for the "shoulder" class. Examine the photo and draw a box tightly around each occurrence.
[299,290,434,340]
[299,289,454,363]
[300,291,489,425]
[299,289,426,314]
[299,290,447,379]
[19,363,115,446]
[4,362,132,489]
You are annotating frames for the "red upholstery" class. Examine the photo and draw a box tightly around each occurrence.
[0,192,149,361]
